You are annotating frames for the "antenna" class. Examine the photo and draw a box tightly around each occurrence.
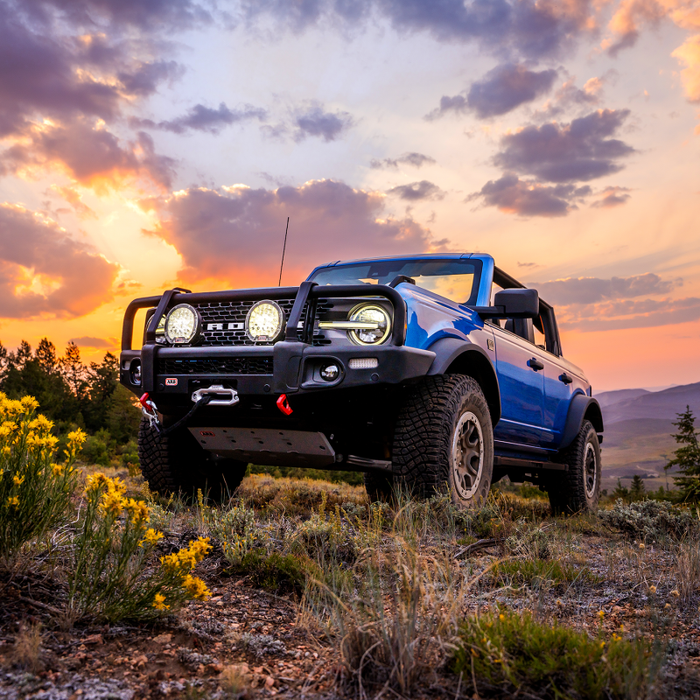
[278,216,290,286]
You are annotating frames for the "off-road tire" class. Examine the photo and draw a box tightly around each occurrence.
[392,375,493,507]
[547,419,601,515]
[138,417,247,502]
[363,471,394,503]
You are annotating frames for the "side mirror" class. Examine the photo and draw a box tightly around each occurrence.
[494,289,539,318]
[470,288,539,319]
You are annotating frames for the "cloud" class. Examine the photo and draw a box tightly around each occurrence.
[132,103,267,134]
[141,179,444,286]
[241,0,599,60]
[0,203,119,318]
[493,109,635,183]
[560,297,700,332]
[48,185,98,219]
[387,180,445,201]
[3,123,176,191]
[535,75,605,119]
[370,152,436,169]
[20,0,212,32]
[591,185,631,208]
[531,273,676,306]
[69,336,115,349]
[428,63,558,120]
[294,104,354,142]
[673,35,700,103]
[468,173,590,217]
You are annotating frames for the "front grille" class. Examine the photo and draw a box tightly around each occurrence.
[158,357,273,375]
[194,299,333,346]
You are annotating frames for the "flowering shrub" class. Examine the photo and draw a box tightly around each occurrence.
[69,473,212,622]
[202,499,258,563]
[0,393,83,561]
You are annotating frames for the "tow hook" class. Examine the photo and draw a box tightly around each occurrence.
[191,384,240,407]
[276,393,293,416]
[139,392,160,429]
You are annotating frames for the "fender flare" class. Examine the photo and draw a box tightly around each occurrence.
[560,394,604,450]
[426,336,501,424]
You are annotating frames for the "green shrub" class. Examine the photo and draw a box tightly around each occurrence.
[203,500,259,563]
[454,610,661,699]
[226,550,312,596]
[0,394,82,561]
[492,559,596,587]
[600,499,698,543]
[80,433,111,467]
[68,473,212,622]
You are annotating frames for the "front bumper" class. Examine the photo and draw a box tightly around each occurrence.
[121,338,435,408]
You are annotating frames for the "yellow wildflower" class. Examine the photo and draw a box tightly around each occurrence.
[141,529,164,547]
[52,463,64,476]
[86,472,110,493]
[160,552,181,574]
[7,496,19,507]
[638,542,645,550]
[599,641,605,649]
[12,474,24,486]
[597,610,605,619]
[124,498,150,525]
[670,589,680,598]
[499,613,505,622]
[2,446,10,456]
[153,593,170,611]
[182,574,211,601]
[649,585,657,594]
[19,396,39,412]
[101,489,125,518]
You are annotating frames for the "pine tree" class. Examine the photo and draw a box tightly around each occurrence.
[666,406,700,504]
[630,475,645,501]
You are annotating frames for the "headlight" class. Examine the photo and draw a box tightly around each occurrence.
[246,300,285,342]
[348,304,391,345]
[164,304,200,345]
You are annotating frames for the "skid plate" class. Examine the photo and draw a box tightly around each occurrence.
[189,427,335,468]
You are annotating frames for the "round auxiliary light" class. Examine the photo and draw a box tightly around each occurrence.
[246,300,285,342]
[164,304,201,345]
[348,304,391,346]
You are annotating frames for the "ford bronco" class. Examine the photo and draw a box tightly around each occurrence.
[120,254,604,513]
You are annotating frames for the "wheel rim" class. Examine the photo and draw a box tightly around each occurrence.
[584,442,597,498]
[451,411,484,500]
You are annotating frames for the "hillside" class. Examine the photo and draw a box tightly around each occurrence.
[596,382,700,491]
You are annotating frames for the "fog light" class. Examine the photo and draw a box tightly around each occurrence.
[320,364,340,381]
[130,361,142,386]
[348,358,378,370]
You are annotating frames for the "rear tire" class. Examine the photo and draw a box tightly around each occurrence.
[547,420,601,515]
[392,375,493,507]
[138,417,247,502]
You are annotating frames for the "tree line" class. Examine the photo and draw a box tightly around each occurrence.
[0,338,140,466]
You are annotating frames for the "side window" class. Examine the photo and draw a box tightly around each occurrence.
[533,316,546,350]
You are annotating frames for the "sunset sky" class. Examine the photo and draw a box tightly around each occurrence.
[1,0,699,391]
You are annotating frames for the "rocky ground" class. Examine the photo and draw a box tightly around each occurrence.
[2,473,700,699]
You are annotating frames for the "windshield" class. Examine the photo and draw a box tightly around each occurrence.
[309,258,482,305]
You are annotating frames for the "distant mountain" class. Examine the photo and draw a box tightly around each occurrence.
[600,381,700,425]
[594,381,700,491]
[595,388,650,410]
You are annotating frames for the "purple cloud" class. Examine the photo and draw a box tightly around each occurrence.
[370,152,436,169]
[387,180,445,201]
[141,179,443,285]
[428,63,558,119]
[468,173,590,217]
[493,109,635,183]
[132,103,267,135]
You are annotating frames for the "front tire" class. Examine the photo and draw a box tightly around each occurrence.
[138,417,247,502]
[392,375,494,507]
[547,419,601,515]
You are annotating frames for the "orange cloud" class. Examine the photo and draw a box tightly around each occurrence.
[2,120,175,193]
[0,203,119,318]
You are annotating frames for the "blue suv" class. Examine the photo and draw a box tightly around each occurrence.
[120,254,604,513]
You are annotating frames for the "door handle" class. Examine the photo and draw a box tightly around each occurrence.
[527,358,544,371]
[559,372,573,385]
